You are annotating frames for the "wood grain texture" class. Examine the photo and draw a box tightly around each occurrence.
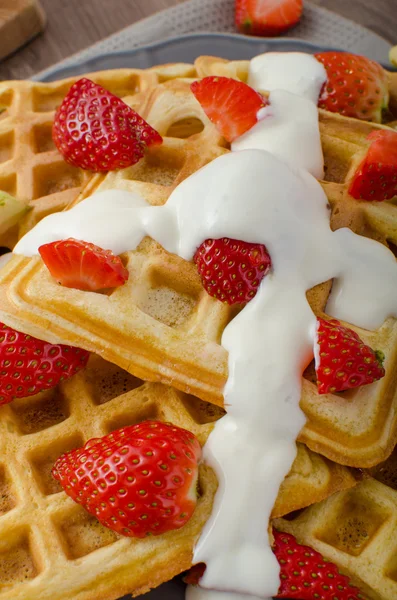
[0,0,396,80]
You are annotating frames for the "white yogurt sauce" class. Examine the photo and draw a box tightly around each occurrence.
[12,53,397,599]
[231,90,324,179]
[248,52,327,104]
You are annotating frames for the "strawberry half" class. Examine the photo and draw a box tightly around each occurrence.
[235,0,303,37]
[52,421,202,538]
[314,318,385,395]
[191,76,266,142]
[39,238,129,292]
[194,237,271,305]
[184,529,363,599]
[0,323,89,405]
[348,130,397,201]
[52,78,162,172]
[315,52,389,122]
[274,529,363,599]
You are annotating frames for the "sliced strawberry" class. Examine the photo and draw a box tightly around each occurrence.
[52,421,202,538]
[39,238,129,292]
[52,78,162,172]
[235,0,303,36]
[274,529,363,599]
[191,76,266,142]
[315,52,389,122]
[184,530,363,599]
[194,237,271,305]
[0,323,89,405]
[314,317,385,395]
[348,130,397,201]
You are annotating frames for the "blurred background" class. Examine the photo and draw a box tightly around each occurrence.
[0,0,395,80]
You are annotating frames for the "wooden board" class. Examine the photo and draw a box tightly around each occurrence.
[0,0,46,62]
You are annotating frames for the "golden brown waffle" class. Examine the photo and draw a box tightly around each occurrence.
[193,56,397,249]
[194,55,397,123]
[0,76,396,469]
[0,353,356,599]
[0,63,197,248]
[274,478,397,600]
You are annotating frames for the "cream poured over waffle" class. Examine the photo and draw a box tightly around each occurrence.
[13,53,397,599]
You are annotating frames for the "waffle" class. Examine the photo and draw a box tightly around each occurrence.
[0,76,396,469]
[274,477,397,600]
[194,54,397,120]
[0,63,197,249]
[0,353,357,600]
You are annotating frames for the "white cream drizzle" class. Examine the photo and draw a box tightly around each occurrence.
[248,52,327,104]
[12,52,397,599]
[232,91,324,179]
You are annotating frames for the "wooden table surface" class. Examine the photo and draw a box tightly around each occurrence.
[0,0,396,80]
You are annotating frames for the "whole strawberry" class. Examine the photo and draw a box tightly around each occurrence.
[235,0,303,37]
[191,76,266,142]
[0,323,89,405]
[52,421,202,538]
[39,238,129,291]
[315,52,388,122]
[315,318,385,395]
[349,130,397,201]
[184,529,363,600]
[53,78,162,172]
[194,237,271,304]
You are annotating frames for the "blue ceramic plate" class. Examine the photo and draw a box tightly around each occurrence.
[37,33,338,600]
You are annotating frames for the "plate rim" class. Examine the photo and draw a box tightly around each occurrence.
[34,31,343,82]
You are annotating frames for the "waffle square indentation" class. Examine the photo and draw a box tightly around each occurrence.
[125,146,185,188]
[0,90,13,120]
[9,388,69,435]
[56,507,119,559]
[32,123,55,154]
[104,397,160,434]
[178,392,225,425]
[367,446,397,490]
[0,466,16,515]
[32,85,72,113]
[316,487,391,556]
[86,358,144,406]
[32,162,83,199]
[166,117,205,139]
[30,433,84,496]
[91,74,140,98]
[0,530,39,585]
[0,174,16,197]
[0,131,14,164]
[134,263,202,329]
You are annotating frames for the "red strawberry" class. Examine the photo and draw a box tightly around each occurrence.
[314,318,385,395]
[39,238,129,292]
[315,52,389,122]
[274,529,363,599]
[235,0,303,37]
[52,78,162,172]
[194,237,271,305]
[184,530,363,599]
[191,76,266,142]
[52,421,201,538]
[0,323,89,405]
[348,130,397,201]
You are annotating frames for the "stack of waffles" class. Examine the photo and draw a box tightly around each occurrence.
[0,56,394,600]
